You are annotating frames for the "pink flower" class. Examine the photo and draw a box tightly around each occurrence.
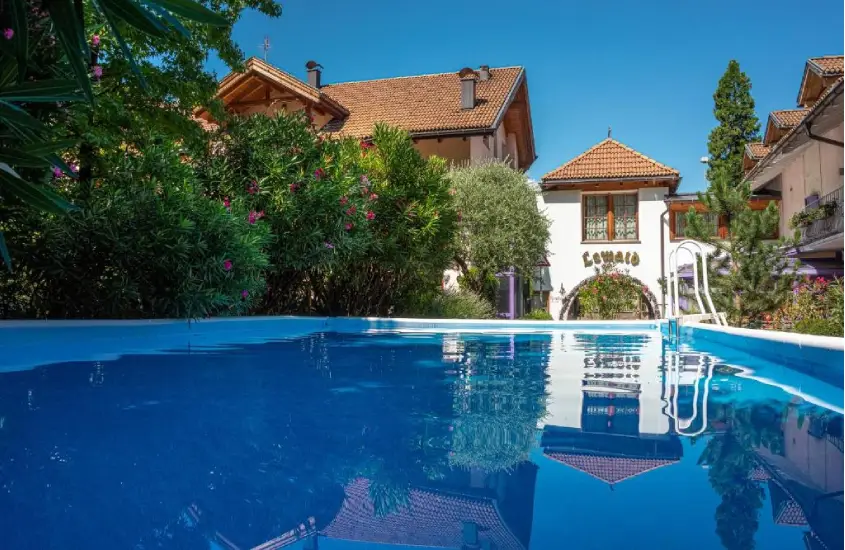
[345,222,353,231]
[223,259,232,271]
[289,183,298,193]
[248,211,259,224]
[360,140,373,150]
[92,34,100,47]
[366,210,375,221]
[346,205,357,216]
[642,285,649,293]
[3,29,13,41]
[92,65,103,79]
[360,175,370,186]
[324,241,334,249]
[223,197,231,210]
[339,196,348,205]
[369,193,378,201]
[247,180,259,194]
[52,166,63,178]
[241,290,249,299]
[69,163,79,173]
[314,168,325,180]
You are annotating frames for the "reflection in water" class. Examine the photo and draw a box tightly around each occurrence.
[0,331,841,549]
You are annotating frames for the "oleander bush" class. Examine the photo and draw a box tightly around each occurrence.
[770,277,843,337]
[196,114,458,316]
[0,140,270,319]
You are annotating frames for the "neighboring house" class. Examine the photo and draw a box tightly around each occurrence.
[194,57,536,170]
[744,55,844,257]
[540,137,681,320]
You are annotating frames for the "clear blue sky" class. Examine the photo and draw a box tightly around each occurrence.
[205,0,844,192]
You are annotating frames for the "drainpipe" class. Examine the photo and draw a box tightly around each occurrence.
[660,207,669,318]
[807,123,844,148]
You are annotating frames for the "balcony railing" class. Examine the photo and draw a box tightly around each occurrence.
[798,186,843,246]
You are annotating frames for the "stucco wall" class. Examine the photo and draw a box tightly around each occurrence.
[414,137,472,166]
[542,186,673,320]
[770,122,844,236]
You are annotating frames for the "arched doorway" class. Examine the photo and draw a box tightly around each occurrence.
[559,273,660,320]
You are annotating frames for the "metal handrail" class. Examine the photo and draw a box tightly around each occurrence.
[799,186,843,246]
[668,240,722,326]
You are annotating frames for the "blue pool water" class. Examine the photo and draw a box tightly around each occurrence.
[0,329,842,550]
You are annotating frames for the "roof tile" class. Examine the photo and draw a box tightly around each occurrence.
[544,452,677,484]
[320,67,523,138]
[770,109,809,128]
[746,142,772,159]
[541,138,679,182]
[809,55,845,76]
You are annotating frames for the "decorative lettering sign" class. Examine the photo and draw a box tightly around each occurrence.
[583,250,640,268]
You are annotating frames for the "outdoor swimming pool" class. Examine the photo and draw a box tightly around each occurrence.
[0,322,842,550]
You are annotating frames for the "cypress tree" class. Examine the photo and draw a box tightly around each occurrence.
[685,60,797,326]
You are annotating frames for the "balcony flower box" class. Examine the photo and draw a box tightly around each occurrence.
[789,200,839,229]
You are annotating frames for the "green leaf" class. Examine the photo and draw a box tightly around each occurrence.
[0,80,84,102]
[98,6,149,90]
[0,168,76,214]
[46,0,94,103]
[10,0,28,82]
[20,139,78,156]
[0,231,11,272]
[0,101,48,131]
[147,3,192,38]
[101,0,167,37]
[0,58,18,88]
[0,148,52,167]
[151,0,228,26]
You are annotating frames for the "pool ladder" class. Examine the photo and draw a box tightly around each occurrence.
[665,351,713,437]
[667,240,726,328]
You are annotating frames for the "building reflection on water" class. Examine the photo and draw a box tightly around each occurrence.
[1,331,841,550]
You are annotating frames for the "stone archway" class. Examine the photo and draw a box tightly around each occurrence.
[559,273,660,320]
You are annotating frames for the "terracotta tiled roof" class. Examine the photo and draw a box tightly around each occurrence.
[321,478,524,549]
[541,138,679,182]
[770,109,809,128]
[320,67,524,138]
[544,452,677,484]
[748,465,771,481]
[809,55,845,76]
[746,142,771,159]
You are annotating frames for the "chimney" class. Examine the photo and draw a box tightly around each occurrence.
[305,60,322,88]
[459,67,477,110]
[478,65,490,81]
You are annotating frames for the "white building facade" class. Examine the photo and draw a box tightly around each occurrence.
[539,138,683,320]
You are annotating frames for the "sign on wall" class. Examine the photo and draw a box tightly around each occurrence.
[582,250,640,268]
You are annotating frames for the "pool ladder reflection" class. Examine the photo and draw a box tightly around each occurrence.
[664,351,714,437]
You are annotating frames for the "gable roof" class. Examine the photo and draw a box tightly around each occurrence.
[745,142,771,160]
[194,57,348,120]
[770,109,809,128]
[320,67,525,138]
[797,55,844,106]
[810,55,845,76]
[544,452,677,484]
[541,138,679,184]
[321,478,525,549]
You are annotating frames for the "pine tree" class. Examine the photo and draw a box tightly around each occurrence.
[685,61,797,326]
[706,60,761,187]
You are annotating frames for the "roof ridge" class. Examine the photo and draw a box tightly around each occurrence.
[606,137,680,175]
[321,66,524,87]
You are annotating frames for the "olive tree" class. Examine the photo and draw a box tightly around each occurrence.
[449,160,550,298]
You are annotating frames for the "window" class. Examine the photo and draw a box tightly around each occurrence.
[582,194,638,241]
[673,211,720,239]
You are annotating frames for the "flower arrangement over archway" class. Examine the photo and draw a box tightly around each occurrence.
[577,264,651,320]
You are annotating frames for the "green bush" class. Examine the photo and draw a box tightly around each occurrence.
[520,309,553,320]
[0,141,270,319]
[405,290,495,319]
[196,113,457,316]
[793,318,843,337]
